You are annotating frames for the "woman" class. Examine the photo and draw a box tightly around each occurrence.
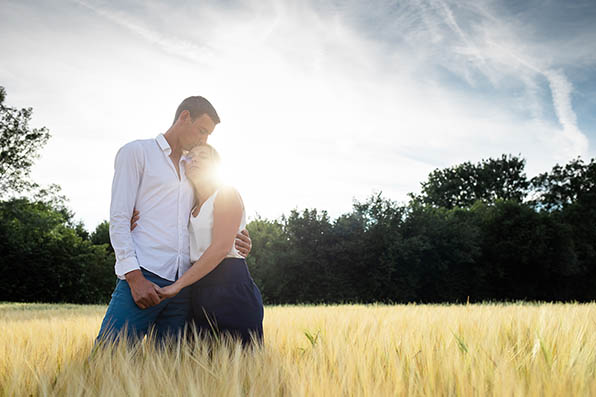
[156,144,264,346]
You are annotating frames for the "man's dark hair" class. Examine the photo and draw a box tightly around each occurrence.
[173,96,220,125]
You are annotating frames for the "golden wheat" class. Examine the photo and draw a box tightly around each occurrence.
[1,302,595,396]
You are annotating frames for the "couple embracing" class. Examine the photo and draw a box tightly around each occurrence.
[96,96,264,347]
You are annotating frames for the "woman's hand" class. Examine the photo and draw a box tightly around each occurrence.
[157,283,182,300]
[130,208,140,231]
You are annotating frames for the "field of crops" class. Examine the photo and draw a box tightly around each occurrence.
[1,302,595,396]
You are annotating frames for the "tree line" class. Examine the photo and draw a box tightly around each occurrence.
[246,154,595,303]
[1,86,595,304]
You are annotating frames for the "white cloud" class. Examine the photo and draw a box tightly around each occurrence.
[543,69,589,156]
[0,0,593,229]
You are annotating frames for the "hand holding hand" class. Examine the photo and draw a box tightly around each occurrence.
[157,283,181,300]
[125,270,161,309]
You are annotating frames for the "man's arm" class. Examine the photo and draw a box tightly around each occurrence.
[109,142,160,309]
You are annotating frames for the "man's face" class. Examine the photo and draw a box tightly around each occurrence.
[181,112,216,150]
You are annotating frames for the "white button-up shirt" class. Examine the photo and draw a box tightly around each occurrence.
[109,134,195,281]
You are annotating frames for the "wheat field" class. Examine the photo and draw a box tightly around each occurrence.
[1,302,595,396]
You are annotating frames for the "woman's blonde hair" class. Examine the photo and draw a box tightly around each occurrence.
[199,143,221,167]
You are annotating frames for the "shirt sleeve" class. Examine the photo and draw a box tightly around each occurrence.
[109,141,144,279]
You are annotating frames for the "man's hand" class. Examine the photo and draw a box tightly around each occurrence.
[235,229,252,258]
[130,209,140,231]
[125,269,161,309]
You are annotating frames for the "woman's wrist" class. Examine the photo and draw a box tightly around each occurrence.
[172,280,184,293]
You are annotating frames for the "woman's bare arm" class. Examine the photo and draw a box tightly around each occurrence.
[157,186,243,298]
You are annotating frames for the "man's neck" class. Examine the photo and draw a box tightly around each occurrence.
[163,128,182,159]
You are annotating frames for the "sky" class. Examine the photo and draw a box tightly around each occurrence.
[1,0,595,230]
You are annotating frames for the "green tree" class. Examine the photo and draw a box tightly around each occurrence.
[91,220,113,252]
[472,200,577,301]
[245,216,288,303]
[0,86,51,196]
[413,154,529,209]
[0,198,115,303]
[529,157,596,211]
[390,200,481,303]
[281,209,334,303]
[350,193,406,302]
[325,211,367,302]
[525,157,596,299]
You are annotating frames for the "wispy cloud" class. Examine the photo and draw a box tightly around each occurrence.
[73,0,218,64]
[406,0,590,158]
[543,69,588,153]
[1,0,594,228]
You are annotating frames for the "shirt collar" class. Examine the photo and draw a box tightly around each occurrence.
[155,133,191,164]
[155,134,172,155]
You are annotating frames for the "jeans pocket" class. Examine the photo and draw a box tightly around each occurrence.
[111,279,129,298]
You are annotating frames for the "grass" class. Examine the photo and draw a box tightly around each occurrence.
[1,302,596,396]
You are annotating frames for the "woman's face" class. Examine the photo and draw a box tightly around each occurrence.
[185,145,216,184]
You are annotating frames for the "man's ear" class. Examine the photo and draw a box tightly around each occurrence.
[179,109,191,124]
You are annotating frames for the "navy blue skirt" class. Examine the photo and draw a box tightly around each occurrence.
[189,257,264,346]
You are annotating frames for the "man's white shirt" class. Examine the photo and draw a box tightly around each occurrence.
[109,134,194,281]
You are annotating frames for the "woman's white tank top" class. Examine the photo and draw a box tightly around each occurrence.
[189,189,247,263]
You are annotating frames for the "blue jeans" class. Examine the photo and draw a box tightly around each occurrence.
[96,268,191,344]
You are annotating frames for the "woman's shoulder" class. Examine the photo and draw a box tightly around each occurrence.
[214,185,244,209]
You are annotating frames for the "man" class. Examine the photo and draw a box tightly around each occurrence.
[96,96,251,343]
